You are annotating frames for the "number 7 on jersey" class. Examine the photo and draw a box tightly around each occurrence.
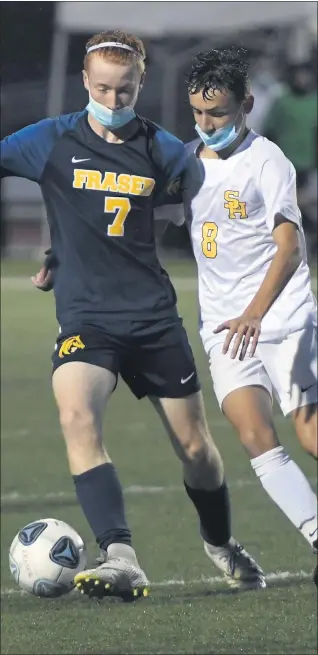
[105,197,131,237]
[202,221,218,258]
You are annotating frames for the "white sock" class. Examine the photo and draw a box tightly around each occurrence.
[251,446,317,547]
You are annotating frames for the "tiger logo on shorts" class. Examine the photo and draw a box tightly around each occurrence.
[58,335,85,358]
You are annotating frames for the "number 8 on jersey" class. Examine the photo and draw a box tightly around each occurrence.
[202,221,218,258]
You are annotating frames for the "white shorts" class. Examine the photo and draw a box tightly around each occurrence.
[202,324,317,416]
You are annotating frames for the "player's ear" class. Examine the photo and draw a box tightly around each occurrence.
[139,71,146,91]
[243,94,254,115]
[82,70,89,92]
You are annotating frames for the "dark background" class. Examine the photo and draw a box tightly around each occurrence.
[1,2,317,258]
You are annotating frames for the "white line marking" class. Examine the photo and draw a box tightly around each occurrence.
[1,477,316,504]
[0,570,312,597]
[1,429,31,440]
[154,569,312,587]
[0,415,289,441]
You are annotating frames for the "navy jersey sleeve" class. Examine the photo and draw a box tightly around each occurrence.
[153,129,186,183]
[152,129,185,207]
[1,113,82,182]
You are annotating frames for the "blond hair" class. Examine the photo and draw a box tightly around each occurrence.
[84,30,146,74]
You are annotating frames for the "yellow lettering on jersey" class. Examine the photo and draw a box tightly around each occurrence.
[141,177,156,196]
[202,222,218,258]
[224,191,247,219]
[105,197,131,237]
[86,171,102,190]
[117,174,132,194]
[100,172,119,193]
[130,176,144,195]
[73,169,89,189]
[128,175,155,196]
[73,169,155,196]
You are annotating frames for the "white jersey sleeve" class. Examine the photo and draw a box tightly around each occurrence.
[254,144,300,233]
[153,204,185,226]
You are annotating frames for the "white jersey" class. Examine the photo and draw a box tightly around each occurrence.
[181,131,317,342]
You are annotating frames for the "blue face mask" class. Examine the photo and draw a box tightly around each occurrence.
[195,118,243,152]
[86,93,135,129]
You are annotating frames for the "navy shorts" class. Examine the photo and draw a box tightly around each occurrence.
[52,316,201,399]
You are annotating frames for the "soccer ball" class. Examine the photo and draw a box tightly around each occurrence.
[9,518,87,598]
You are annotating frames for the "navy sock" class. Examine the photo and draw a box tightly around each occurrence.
[73,463,132,551]
[184,480,231,547]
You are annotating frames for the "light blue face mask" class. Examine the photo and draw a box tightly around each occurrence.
[195,116,244,152]
[86,93,135,129]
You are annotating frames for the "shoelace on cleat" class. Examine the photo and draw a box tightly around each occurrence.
[218,544,258,577]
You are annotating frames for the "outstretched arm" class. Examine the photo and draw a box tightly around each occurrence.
[1,119,61,181]
[1,119,67,291]
[215,155,302,359]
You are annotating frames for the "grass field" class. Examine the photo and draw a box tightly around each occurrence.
[1,259,317,655]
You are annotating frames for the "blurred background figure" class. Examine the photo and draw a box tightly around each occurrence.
[1,1,317,263]
[249,56,284,135]
[263,62,317,258]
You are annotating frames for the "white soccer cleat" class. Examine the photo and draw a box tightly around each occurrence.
[74,544,150,601]
[204,538,266,590]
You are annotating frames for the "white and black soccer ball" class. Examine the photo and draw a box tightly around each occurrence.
[9,518,87,598]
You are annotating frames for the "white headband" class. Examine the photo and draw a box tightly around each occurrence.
[86,42,145,61]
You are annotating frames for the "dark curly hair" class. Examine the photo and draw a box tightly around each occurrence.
[186,48,250,102]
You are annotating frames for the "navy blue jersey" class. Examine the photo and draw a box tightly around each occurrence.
[1,111,185,330]
[154,139,200,210]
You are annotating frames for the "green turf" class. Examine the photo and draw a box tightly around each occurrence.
[1,262,317,654]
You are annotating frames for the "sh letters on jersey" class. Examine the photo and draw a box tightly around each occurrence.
[224,191,247,219]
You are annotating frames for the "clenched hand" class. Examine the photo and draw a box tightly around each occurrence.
[31,266,53,292]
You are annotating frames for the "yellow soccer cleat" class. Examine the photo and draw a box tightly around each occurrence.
[74,555,150,601]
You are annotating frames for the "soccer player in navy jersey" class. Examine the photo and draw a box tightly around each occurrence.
[1,31,265,599]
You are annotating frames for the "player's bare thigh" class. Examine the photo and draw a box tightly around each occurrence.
[206,342,278,457]
[52,361,116,474]
[222,386,279,457]
[150,391,224,490]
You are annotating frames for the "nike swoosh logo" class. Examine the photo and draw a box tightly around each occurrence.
[72,157,91,163]
[309,528,318,538]
[181,372,195,384]
[300,383,316,393]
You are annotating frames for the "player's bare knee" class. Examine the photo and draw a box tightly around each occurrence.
[182,436,224,490]
[181,437,207,466]
[59,407,107,474]
[59,408,98,443]
[183,433,223,473]
[239,426,278,458]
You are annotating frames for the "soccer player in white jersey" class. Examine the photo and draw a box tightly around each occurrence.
[157,49,318,585]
